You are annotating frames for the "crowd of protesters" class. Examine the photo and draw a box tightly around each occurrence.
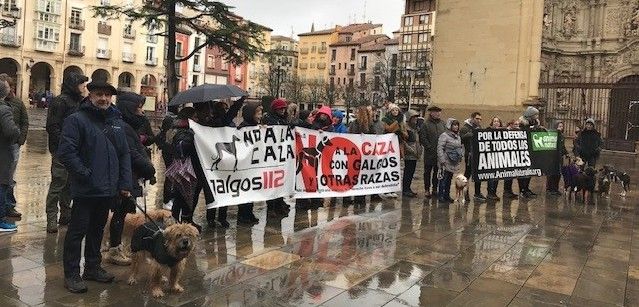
[0,71,607,294]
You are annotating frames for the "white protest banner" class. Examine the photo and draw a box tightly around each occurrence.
[294,127,401,198]
[190,121,296,208]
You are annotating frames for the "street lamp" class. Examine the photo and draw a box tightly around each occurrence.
[406,66,417,110]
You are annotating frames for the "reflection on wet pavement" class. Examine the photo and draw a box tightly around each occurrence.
[1,130,638,306]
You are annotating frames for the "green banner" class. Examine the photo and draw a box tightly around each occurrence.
[531,131,558,151]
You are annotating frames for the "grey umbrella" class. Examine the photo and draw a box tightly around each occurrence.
[168,84,247,106]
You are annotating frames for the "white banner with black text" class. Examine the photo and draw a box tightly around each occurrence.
[190,123,402,207]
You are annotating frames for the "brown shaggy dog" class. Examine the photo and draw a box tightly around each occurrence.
[101,209,174,252]
[127,222,199,298]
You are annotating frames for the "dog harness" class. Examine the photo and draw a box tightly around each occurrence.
[131,222,181,267]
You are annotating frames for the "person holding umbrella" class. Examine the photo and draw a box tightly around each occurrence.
[194,97,245,229]
[167,84,247,229]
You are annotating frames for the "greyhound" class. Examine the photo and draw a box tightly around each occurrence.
[210,135,241,171]
[296,136,333,188]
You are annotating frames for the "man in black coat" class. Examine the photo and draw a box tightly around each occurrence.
[262,99,289,216]
[44,72,89,233]
[460,112,485,202]
[57,81,132,294]
[0,74,28,219]
[574,118,603,167]
[0,79,20,232]
[418,105,446,198]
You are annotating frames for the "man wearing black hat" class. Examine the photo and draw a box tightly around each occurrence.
[419,105,446,198]
[57,81,132,293]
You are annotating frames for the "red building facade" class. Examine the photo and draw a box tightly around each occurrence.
[175,32,190,91]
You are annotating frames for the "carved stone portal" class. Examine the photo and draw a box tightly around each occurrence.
[543,0,639,80]
[625,1,639,37]
[559,0,578,38]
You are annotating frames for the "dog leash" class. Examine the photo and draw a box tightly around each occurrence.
[127,196,164,234]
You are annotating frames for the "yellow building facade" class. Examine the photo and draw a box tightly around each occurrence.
[297,26,340,82]
[430,0,544,121]
[0,0,166,105]
[246,25,272,97]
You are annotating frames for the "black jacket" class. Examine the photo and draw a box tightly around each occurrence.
[57,103,132,198]
[574,129,602,160]
[237,102,261,129]
[557,130,568,157]
[131,222,180,267]
[138,118,156,147]
[0,104,19,185]
[46,73,88,154]
[459,119,480,157]
[4,96,29,145]
[204,97,244,128]
[263,112,288,126]
[419,117,446,162]
[116,92,156,197]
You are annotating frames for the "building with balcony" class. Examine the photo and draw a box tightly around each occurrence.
[204,46,229,86]
[0,0,167,109]
[396,0,436,110]
[245,23,272,98]
[270,35,298,98]
[354,38,399,106]
[297,24,340,82]
[187,34,205,88]
[173,31,190,91]
[329,30,388,93]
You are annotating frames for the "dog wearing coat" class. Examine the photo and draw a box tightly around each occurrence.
[454,174,468,203]
[101,209,174,253]
[574,167,596,203]
[128,222,199,298]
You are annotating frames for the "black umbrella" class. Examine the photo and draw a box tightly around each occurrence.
[168,84,247,106]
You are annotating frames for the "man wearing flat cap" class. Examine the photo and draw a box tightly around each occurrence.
[419,105,446,198]
[57,81,132,293]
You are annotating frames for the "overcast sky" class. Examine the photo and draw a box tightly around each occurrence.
[224,0,404,38]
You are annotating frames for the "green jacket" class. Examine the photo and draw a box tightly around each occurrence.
[4,96,29,145]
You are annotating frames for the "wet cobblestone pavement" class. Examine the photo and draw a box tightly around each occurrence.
[2,129,639,306]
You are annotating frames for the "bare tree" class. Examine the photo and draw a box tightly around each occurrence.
[324,82,338,106]
[374,54,400,105]
[306,79,324,109]
[284,73,307,105]
[93,1,264,99]
[342,83,357,112]
[257,52,279,98]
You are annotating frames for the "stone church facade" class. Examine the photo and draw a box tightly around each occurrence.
[541,0,639,81]
[540,0,639,147]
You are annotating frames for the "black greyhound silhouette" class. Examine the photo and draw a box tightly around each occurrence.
[296,137,333,185]
[210,135,241,171]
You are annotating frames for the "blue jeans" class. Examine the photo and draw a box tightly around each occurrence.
[5,144,19,206]
[0,184,8,220]
[438,170,453,199]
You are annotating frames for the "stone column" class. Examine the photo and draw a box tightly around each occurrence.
[20,66,30,105]
[133,69,142,94]
[597,1,606,41]
[52,61,62,95]
[588,0,595,39]
[16,70,23,101]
